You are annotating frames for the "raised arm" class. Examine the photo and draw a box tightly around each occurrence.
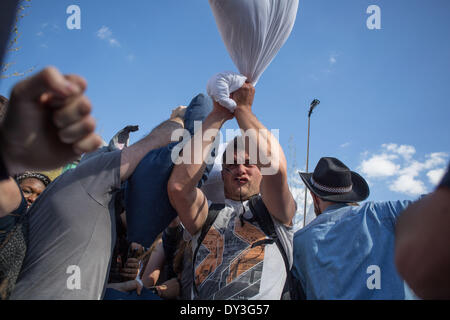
[395,169,450,299]
[233,83,296,226]
[141,238,165,288]
[119,107,186,182]
[0,178,22,217]
[0,67,101,216]
[0,67,102,175]
[168,103,233,235]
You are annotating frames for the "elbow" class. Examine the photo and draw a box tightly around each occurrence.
[167,179,186,205]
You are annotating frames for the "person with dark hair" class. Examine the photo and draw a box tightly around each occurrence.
[9,107,184,300]
[0,1,102,300]
[0,68,102,300]
[15,172,51,208]
[292,157,417,300]
[168,83,296,300]
[395,163,450,300]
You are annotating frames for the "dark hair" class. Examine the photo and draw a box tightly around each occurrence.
[0,95,8,123]
[221,136,251,165]
[15,172,52,187]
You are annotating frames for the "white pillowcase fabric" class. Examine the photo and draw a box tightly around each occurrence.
[207,0,299,111]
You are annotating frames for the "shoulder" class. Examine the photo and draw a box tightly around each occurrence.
[78,149,121,170]
[72,149,122,184]
[187,200,225,239]
[366,200,414,216]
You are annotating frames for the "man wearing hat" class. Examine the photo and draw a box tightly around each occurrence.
[292,157,417,299]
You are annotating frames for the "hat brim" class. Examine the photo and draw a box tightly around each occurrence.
[299,171,370,203]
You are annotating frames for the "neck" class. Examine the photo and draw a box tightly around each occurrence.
[316,199,337,216]
[321,201,335,212]
[225,192,258,202]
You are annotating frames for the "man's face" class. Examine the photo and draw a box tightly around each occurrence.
[19,178,46,208]
[222,150,262,201]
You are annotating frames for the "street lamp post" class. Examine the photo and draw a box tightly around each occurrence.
[303,99,320,228]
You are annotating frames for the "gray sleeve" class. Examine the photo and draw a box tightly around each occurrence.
[75,150,122,207]
[271,216,294,269]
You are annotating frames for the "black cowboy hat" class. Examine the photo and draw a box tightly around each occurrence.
[299,157,370,203]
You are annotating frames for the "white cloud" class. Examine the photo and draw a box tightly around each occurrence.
[382,143,416,160]
[96,26,111,39]
[329,53,337,65]
[109,39,120,47]
[96,26,121,47]
[427,168,446,185]
[390,174,427,196]
[359,143,448,196]
[360,154,399,178]
[340,142,351,148]
[288,168,315,231]
[35,22,60,43]
[424,152,447,169]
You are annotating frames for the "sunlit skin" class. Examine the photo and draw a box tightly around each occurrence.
[221,150,262,202]
[19,178,46,208]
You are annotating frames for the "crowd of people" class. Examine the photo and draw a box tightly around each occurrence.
[1,0,449,301]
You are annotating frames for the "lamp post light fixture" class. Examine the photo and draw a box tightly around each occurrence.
[303,99,320,227]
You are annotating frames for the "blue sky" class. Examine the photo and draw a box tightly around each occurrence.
[1,0,449,225]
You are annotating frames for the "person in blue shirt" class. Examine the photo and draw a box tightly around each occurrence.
[292,157,416,300]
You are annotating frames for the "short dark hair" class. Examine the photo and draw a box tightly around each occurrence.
[222,136,251,165]
[15,172,52,187]
[0,95,8,123]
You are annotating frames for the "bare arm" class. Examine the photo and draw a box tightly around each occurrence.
[106,280,142,295]
[0,67,101,217]
[0,67,102,175]
[233,84,296,226]
[395,186,450,299]
[119,109,184,182]
[142,239,165,288]
[168,104,233,235]
[0,178,22,218]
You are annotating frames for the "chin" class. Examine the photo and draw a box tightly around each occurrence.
[225,191,247,202]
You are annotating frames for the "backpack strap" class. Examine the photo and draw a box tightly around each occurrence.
[192,203,225,297]
[248,195,296,300]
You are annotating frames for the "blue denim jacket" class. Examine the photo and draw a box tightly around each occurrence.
[292,201,417,300]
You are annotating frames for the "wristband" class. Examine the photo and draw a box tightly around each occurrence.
[438,164,450,189]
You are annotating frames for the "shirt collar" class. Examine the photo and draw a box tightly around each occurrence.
[225,198,248,208]
[321,203,350,215]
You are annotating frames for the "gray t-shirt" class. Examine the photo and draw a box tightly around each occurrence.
[10,150,121,300]
[191,199,293,300]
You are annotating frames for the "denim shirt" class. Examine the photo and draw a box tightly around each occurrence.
[292,201,417,300]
